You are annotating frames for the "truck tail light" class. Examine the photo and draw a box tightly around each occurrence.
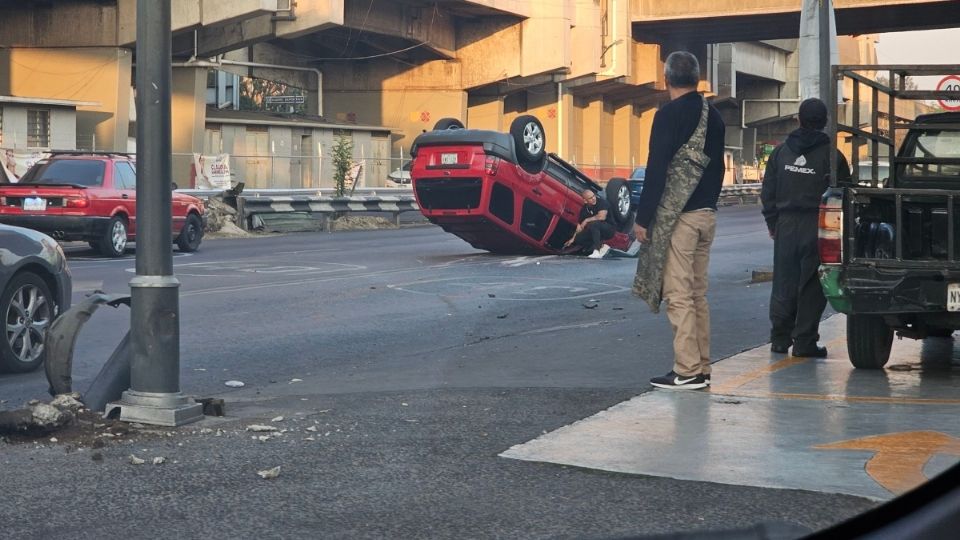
[65,195,90,208]
[818,188,843,264]
[484,156,501,176]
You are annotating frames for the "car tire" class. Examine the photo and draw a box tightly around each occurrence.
[433,118,464,131]
[0,272,55,373]
[605,178,633,225]
[99,215,128,258]
[847,314,894,369]
[510,115,546,168]
[176,213,204,253]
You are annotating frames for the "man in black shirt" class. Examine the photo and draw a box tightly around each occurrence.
[565,189,614,258]
[761,97,851,357]
[634,51,726,390]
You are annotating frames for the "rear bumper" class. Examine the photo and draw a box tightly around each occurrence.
[820,264,960,315]
[0,215,109,241]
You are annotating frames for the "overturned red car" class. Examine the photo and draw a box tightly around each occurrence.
[410,116,637,256]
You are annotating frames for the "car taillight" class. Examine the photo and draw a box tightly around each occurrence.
[818,188,843,264]
[65,195,89,208]
[484,156,501,176]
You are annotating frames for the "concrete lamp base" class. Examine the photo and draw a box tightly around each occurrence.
[105,390,204,427]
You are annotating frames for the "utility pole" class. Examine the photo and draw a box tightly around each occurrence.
[819,0,832,103]
[108,0,202,426]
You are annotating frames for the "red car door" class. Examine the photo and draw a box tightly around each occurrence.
[113,161,138,236]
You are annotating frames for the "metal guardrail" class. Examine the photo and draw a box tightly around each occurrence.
[186,184,760,232]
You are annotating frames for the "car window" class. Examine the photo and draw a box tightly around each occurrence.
[19,159,106,187]
[114,161,137,190]
[901,130,960,179]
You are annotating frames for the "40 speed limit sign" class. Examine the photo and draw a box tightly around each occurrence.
[937,75,960,111]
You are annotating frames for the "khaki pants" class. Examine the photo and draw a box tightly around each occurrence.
[662,209,717,377]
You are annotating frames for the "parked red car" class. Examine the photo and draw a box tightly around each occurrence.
[0,152,205,257]
[410,116,636,255]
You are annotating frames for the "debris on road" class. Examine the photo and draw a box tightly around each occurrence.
[224,380,245,388]
[497,314,508,319]
[50,393,84,412]
[305,426,318,432]
[271,416,285,423]
[245,424,278,433]
[152,457,166,465]
[257,466,281,479]
[129,455,145,465]
[289,378,303,384]
[582,302,598,309]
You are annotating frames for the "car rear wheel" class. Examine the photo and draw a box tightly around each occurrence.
[99,215,128,258]
[433,118,464,131]
[510,115,546,168]
[177,213,203,252]
[847,314,894,369]
[605,178,633,225]
[0,272,54,373]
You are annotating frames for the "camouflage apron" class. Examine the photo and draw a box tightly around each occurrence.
[632,97,711,313]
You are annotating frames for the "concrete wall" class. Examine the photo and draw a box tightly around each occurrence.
[0,105,76,150]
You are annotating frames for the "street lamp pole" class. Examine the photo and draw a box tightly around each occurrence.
[108,0,202,426]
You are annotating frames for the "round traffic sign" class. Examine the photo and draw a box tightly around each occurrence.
[937,75,960,111]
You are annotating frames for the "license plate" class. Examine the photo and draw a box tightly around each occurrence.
[441,153,458,165]
[23,197,46,211]
[949,283,960,312]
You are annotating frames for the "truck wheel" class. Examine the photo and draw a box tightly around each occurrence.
[176,213,203,252]
[99,216,128,258]
[605,178,633,225]
[433,118,464,131]
[847,315,893,369]
[0,272,54,373]
[510,115,546,167]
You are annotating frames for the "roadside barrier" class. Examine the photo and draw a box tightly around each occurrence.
[179,184,760,231]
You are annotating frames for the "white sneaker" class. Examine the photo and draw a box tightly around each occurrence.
[587,249,603,259]
[598,244,611,258]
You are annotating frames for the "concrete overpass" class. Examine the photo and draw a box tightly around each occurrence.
[633,0,960,44]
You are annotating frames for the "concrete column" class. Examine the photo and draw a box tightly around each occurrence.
[613,102,634,178]
[171,66,207,187]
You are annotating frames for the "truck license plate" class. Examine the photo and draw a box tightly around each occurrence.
[441,153,458,165]
[23,197,46,211]
[949,283,960,312]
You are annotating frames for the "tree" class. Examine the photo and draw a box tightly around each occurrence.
[331,134,353,197]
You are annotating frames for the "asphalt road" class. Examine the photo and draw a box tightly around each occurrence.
[0,206,874,539]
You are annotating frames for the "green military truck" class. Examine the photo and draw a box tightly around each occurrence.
[819,65,960,368]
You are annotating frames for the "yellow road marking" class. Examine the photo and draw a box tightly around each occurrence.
[710,355,809,393]
[816,431,960,494]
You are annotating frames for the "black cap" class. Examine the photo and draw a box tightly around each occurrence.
[798,98,828,130]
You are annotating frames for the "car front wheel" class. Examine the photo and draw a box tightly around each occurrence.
[605,177,633,225]
[0,272,55,373]
[177,213,204,252]
[99,216,128,257]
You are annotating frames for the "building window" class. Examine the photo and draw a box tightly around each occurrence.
[27,109,50,148]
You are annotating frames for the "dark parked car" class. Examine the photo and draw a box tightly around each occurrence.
[628,166,646,206]
[0,224,72,373]
[410,116,636,255]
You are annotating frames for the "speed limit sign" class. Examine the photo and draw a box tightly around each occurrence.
[937,75,960,111]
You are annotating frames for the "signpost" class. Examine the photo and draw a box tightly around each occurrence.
[936,75,960,111]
